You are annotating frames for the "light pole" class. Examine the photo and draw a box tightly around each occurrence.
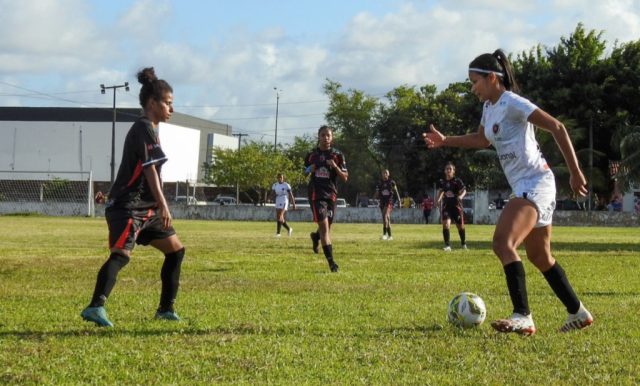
[273,87,280,150]
[101,82,130,184]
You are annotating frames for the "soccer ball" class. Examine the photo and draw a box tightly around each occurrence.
[447,292,486,328]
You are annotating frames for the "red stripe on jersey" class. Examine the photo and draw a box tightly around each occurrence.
[113,218,134,249]
[127,161,143,187]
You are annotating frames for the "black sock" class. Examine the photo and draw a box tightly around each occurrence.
[276,221,282,234]
[543,262,580,314]
[459,228,466,245]
[322,244,333,259]
[382,225,386,235]
[282,222,290,231]
[387,227,392,237]
[504,261,530,315]
[443,228,450,246]
[159,248,185,313]
[90,252,130,307]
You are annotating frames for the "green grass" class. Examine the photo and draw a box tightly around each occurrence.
[0,217,638,384]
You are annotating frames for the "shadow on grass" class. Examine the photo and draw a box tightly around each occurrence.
[0,322,448,340]
[405,240,638,253]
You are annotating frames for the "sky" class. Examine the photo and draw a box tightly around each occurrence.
[1,0,639,144]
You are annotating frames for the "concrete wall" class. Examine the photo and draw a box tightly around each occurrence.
[2,202,637,227]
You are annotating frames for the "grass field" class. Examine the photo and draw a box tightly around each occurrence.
[0,216,638,384]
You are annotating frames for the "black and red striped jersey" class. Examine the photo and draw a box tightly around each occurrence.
[438,177,465,208]
[107,117,167,209]
[376,179,397,205]
[304,147,347,200]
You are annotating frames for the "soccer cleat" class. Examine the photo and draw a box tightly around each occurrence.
[288,227,293,237]
[310,232,320,254]
[274,233,281,238]
[387,236,393,241]
[560,303,593,332]
[491,312,536,336]
[81,306,114,327]
[462,244,468,250]
[329,262,339,272]
[443,246,452,252]
[380,234,388,240]
[155,310,181,321]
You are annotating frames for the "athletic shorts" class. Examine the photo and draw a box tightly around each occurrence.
[441,204,464,225]
[275,196,289,210]
[105,206,176,250]
[379,199,393,211]
[311,198,336,224]
[512,191,556,227]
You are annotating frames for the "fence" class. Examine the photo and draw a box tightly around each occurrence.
[0,170,93,216]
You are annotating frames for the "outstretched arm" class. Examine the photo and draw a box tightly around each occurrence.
[528,109,587,197]
[423,124,490,149]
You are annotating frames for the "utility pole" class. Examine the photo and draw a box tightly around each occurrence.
[100,82,130,184]
[273,87,281,151]
[233,133,249,205]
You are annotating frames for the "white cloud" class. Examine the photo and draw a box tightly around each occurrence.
[0,0,639,141]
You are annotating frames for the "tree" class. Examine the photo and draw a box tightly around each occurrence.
[203,141,305,203]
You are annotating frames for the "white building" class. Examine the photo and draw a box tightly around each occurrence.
[0,107,237,183]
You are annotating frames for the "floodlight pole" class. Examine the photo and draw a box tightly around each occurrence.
[100,82,130,184]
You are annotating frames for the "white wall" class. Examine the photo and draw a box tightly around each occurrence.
[0,120,128,181]
[0,120,211,182]
[158,122,200,182]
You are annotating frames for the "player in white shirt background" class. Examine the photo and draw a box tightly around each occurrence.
[270,173,296,237]
[423,48,593,336]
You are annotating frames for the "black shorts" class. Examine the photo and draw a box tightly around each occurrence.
[311,198,336,224]
[105,206,176,250]
[379,199,393,212]
[441,205,464,225]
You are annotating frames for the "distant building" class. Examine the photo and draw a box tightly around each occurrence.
[0,107,237,183]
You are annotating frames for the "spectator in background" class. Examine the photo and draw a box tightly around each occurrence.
[494,193,505,210]
[94,191,105,204]
[401,192,415,208]
[421,193,434,224]
[611,195,623,212]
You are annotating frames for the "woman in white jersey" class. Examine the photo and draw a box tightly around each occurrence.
[271,173,296,237]
[423,49,593,335]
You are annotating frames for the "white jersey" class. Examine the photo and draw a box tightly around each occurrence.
[272,181,292,209]
[481,91,555,196]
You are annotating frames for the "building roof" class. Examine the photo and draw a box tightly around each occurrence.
[0,107,232,135]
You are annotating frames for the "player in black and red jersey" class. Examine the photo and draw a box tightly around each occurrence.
[373,169,401,240]
[304,125,348,272]
[81,67,185,327]
[436,162,467,251]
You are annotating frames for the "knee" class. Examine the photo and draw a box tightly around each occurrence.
[171,247,185,261]
[110,251,130,267]
[492,235,515,258]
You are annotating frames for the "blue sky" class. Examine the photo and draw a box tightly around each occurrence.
[1,0,639,143]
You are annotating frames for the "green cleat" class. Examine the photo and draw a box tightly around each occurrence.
[81,306,114,327]
[155,311,181,321]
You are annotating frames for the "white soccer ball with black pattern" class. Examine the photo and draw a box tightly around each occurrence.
[447,292,486,328]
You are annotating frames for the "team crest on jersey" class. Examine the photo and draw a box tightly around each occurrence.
[492,124,500,134]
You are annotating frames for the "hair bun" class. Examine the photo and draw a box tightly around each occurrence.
[137,67,157,85]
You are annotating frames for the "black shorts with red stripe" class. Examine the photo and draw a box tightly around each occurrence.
[441,205,464,225]
[106,206,176,250]
[379,198,393,211]
[311,198,336,224]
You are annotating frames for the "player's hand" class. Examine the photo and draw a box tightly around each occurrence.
[569,171,588,197]
[326,159,336,169]
[422,124,446,148]
[158,204,172,229]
